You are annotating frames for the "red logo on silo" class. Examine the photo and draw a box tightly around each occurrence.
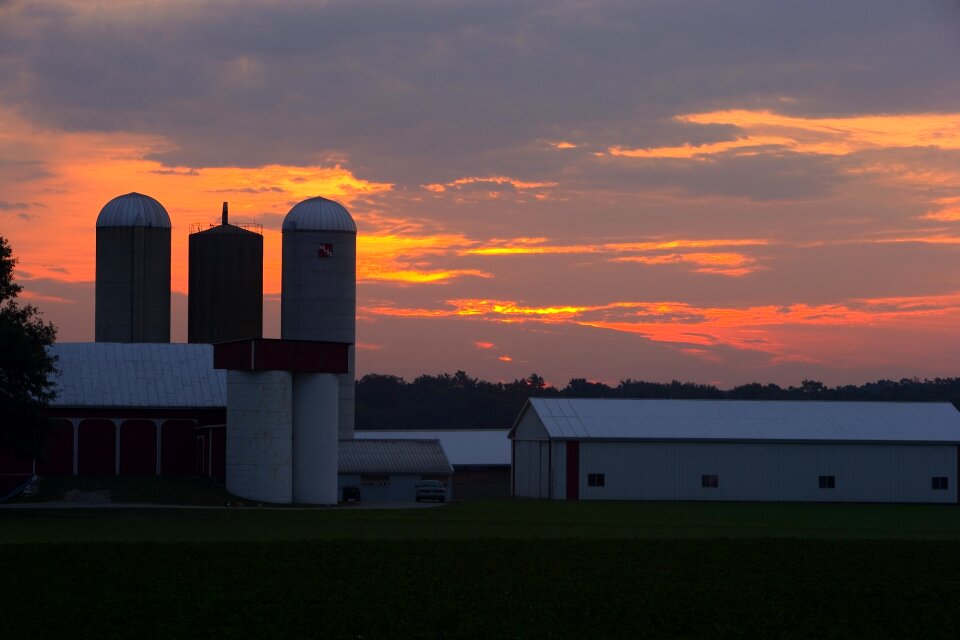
[318,243,334,258]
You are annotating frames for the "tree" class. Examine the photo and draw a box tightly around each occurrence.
[0,235,57,458]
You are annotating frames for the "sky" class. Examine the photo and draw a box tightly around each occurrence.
[2,0,960,389]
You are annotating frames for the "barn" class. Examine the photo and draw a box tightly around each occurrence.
[510,398,960,503]
[0,343,226,494]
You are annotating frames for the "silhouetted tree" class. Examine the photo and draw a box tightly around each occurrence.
[0,235,57,458]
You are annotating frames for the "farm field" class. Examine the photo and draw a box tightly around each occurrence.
[3,501,960,638]
[2,499,960,542]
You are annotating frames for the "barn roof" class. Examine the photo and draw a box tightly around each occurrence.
[354,430,510,466]
[338,439,453,474]
[513,398,960,444]
[49,343,225,408]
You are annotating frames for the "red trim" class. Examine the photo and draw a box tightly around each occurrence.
[214,338,349,373]
[565,441,579,501]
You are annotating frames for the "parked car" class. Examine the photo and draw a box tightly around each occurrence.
[414,480,446,503]
[341,485,361,503]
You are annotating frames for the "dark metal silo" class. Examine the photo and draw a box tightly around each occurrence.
[188,203,263,344]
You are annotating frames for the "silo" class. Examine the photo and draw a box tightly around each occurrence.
[281,196,357,439]
[95,192,171,343]
[188,203,263,344]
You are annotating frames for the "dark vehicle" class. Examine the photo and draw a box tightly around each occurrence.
[341,485,361,503]
[415,480,446,503]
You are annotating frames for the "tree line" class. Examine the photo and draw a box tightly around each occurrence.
[356,372,960,430]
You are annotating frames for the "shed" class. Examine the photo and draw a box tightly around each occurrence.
[338,439,453,502]
[510,398,960,503]
[355,430,510,498]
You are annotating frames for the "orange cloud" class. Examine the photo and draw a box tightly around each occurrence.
[422,175,558,193]
[612,252,758,276]
[358,233,490,284]
[362,292,960,363]
[474,341,495,349]
[498,355,513,362]
[610,110,960,159]
[0,109,393,294]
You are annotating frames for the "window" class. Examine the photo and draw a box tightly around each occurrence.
[932,477,949,490]
[360,474,389,486]
[587,473,605,487]
[818,475,836,489]
[701,474,719,488]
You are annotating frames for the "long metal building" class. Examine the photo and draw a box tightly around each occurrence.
[510,398,960,503]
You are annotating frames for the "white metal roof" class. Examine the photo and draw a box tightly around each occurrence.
[282,196,357,233]
[96,192,171,228]
[50,343,225,408]
[518,398,960,444]
[354,430,510,466]
[338,439,452,474]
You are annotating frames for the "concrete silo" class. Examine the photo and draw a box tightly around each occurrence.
[281,196,357,439]
[188,203,263,344]
[95,192,171,343]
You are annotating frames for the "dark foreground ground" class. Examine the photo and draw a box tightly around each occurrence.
[3,501,959,638]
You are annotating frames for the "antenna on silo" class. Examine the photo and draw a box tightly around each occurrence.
[222,202,228,225]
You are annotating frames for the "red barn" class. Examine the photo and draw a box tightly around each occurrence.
[1,343,226,495]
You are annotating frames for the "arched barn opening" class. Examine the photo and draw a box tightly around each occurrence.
[120,420,157,476]
[78,420,116,476]
[161,420,196,476]
[39,420,74,476]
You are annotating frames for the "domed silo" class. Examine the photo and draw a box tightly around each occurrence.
[188,203,263,344]
[281,196,356,440]
[95,192,171,343]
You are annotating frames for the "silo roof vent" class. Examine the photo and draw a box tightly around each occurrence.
[96,192,172,228]
[282,196,356,233]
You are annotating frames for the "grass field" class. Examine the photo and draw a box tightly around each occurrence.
[3,501,960,638]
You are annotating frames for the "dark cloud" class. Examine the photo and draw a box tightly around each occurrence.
[1,0,957,187]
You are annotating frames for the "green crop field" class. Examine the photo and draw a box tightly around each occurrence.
[2,501,960,638]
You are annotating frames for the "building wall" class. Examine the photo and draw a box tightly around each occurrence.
[225,370,293,503]
[513,440,551,498]
[452,465,510,499]
[538,440,958,503]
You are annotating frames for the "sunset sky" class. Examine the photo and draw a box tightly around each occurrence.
[2,0,960,388]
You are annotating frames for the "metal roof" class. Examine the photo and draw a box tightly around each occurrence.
[282,196,357,233]
[96,192,171,228]
[50,343,225,408]
[355,430,510,466]
[338,439,453,474]
[519,398,960,444]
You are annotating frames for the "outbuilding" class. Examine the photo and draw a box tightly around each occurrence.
[510,398,960,503]
[338,439,453,502]
[355,430,510,498]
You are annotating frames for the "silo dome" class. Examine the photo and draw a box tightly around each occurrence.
[282,196,356,233]
[96,192,171,228]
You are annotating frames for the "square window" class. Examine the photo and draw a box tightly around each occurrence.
[932,477,949,490]
[587,473,605,487]
[818,475,836,489]
[701,474,719,488]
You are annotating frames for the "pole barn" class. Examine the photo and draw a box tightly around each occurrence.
[510,398,960,503]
